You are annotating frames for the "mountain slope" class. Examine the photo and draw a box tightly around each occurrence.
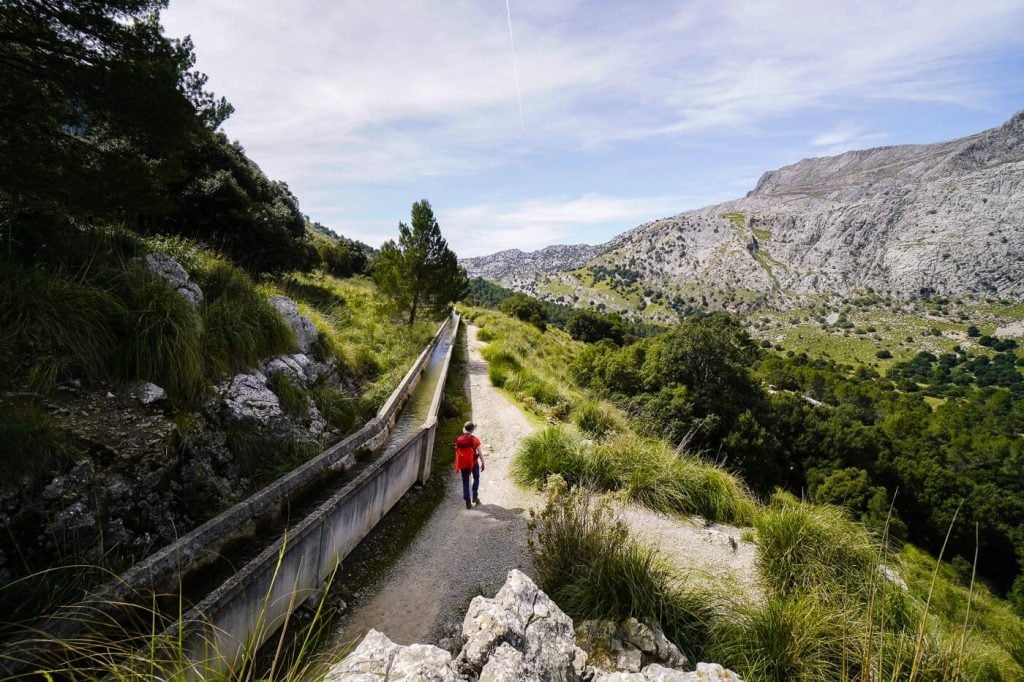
[463,112,1024,315]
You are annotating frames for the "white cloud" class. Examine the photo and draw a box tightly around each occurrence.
[160,0,1024,239]
[810,122,888,155]
[441,194,682,257]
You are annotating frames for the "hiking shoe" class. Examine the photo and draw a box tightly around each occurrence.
[473,497,480,506]
[465,500,472,509]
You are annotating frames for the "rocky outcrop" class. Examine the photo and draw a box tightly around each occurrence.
[599,663,742,681]
[455,569,589,680]
[576,617,688,673]
[261,352,337,389]
[139,253,203,306]
[268,295,319,353]
[325,629,460,682]
[464,111,1024,312]
[216,369,327,443]
[329,570,743,682]
[220,372,284,423]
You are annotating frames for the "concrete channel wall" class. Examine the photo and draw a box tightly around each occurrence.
[115,314,454,599]
[180,312,461,673]
[12,313,458,667]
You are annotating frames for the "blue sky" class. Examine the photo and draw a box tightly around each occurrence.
[162,0,1024,257]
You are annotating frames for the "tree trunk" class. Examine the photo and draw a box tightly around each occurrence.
[408,292,419,326]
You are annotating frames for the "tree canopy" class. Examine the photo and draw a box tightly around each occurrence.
[500,293,548,330]
[0,0,230,218]
[0,0,335,274]
[372,200,467,325]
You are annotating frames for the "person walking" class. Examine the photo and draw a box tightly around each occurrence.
[454,421,485,509]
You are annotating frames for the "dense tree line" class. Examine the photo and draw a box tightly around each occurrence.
[464,278,655,341]
[571,314,1024,608]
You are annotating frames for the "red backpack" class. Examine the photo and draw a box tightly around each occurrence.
[455,434,478,470]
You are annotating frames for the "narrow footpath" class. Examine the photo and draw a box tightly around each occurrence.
[330,325,541,650]
[329,324,760,654]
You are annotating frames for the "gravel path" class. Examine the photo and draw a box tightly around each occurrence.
[331,325,540,649]
[331,325,760,650]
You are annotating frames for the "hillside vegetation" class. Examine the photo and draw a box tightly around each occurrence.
[0,228,437,628]
[468,305,1024,680]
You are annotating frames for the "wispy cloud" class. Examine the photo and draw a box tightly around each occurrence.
[441,194,681,257]
[811,122,888,155]
[161,0,1024,248]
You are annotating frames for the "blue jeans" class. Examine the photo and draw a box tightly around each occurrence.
[460,463,480,502]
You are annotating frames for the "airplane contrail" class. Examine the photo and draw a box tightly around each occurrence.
[505,0,525,133]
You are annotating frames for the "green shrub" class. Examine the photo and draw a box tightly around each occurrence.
[225,421,320,485]
[488,363,510,388]
[571,400,623,438]
[512,425,587,487]
[754,496,878,599]
[194,262,295,379]
[313,387,361,432]
[482,347,520,389]
[711,593,845,682]
[476,327,497,342]
[0,261,121,393]
[513,427,755,524]
[0,402,74,489]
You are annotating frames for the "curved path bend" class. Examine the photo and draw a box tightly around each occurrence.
[330,325,758,652]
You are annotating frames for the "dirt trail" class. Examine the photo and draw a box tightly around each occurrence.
[331,325,759,651]
[330,326,540,649]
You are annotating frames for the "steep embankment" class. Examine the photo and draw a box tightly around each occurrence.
[463,111,1024,315]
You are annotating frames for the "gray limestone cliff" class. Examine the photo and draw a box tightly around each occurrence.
[463,111,1024,311]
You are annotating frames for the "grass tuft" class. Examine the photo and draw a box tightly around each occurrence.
[267,373,310,419]
[754,494,879,599]
[528,476,719,660]
[571,399,624,438]
[513,426,755,524]
[114,264,205,402]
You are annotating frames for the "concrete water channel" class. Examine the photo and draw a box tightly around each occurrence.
[176,321,458,615]
[173,313,461,674]
[0,314,460,677]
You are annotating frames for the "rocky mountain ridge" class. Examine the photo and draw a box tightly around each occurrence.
[462,243,607,290]
[462,111,1024,315]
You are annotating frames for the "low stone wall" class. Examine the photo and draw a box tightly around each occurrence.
[179,313,461,673]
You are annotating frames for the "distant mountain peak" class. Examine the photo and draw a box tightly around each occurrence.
[464,111,1024,316]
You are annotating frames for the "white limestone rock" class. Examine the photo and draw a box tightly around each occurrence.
[456,569,589,681]
[268,295,318,354]
[325,629,461,682]
[595,663,743,682]
[622,618,657,655]
[261,353,334,388]
[220,372,282,422]
[132,382,167,405]
[479,642,529,682]
[576,618,688,673]
[140,253,203,306]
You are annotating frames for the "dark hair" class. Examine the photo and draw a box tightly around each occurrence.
[463,421,476,433]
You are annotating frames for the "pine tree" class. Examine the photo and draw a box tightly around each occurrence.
[373,200,468,325]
